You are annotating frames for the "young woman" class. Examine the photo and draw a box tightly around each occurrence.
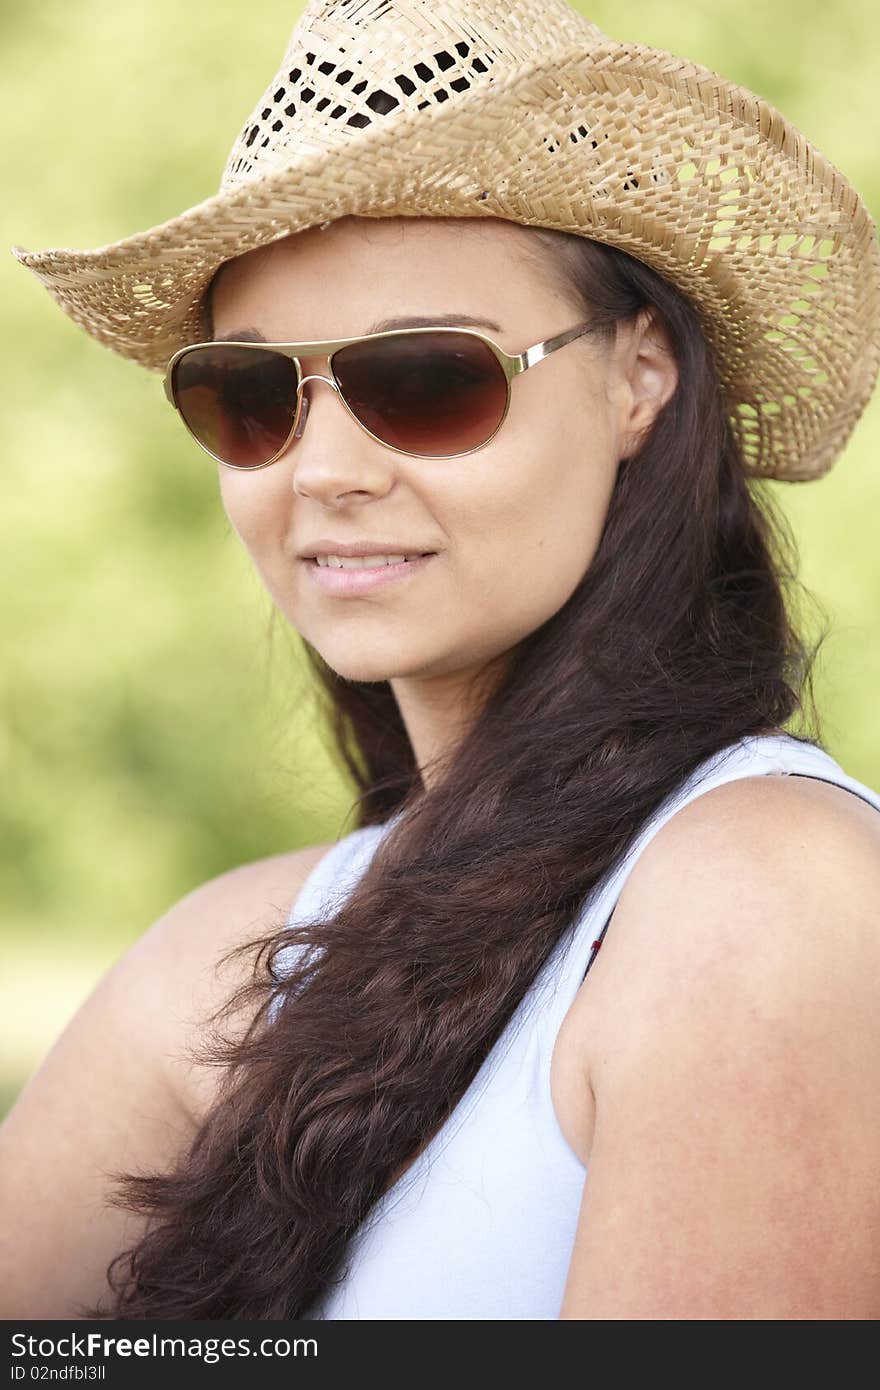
[5,0,880,1319]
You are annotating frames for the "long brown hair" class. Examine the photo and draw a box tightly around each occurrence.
[86,226,825,1318]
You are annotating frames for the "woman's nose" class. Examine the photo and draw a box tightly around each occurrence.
[287,374,394,502]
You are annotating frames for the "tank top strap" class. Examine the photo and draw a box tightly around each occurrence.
[286,821,390,930]
[269,820,392,1021]
[538,731,880,1039]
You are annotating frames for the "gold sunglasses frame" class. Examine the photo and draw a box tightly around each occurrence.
[163,321,597,469]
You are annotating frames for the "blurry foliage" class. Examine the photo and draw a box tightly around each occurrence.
[1,0,878,1107]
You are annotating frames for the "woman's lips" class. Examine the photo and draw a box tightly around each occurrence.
[302,552,437,595]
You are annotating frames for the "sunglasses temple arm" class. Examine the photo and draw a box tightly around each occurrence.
[520,320,596,371]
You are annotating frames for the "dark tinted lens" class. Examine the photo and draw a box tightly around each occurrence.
[331,331,509,456]
[172,345,299,468]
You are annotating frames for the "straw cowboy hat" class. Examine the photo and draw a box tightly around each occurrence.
[11,0,880,481]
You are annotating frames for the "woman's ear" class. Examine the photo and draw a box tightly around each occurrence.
[615,308,679,460]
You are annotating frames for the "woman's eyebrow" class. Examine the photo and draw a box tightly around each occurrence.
[213,328,268,343]
[213,313,503,343]
[368,313,503,333]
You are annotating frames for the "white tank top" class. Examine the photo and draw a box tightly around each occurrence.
[277,732,880,1319]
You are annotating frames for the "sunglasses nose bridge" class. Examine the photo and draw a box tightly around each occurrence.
[291,371,342,441]
[297,371,339,392]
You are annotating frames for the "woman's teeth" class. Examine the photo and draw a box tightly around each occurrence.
[314,554,426,569]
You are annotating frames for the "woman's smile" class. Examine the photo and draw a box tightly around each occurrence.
[302,550,438,595]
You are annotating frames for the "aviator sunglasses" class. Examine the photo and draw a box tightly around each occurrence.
[163,321,597,469]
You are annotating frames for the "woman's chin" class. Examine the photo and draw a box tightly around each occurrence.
[315,648,434,685]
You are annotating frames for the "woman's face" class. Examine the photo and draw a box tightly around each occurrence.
[210,216,669,689]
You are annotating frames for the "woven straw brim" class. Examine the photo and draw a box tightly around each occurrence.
[12,40,880,483]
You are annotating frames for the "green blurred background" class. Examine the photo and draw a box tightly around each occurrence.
[2,0,878,1119]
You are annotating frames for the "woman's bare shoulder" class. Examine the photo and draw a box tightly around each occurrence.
[561,770,880,1115]
[636,768,880,918]
[559,771,880,1316]
[602,769,880,954]
[0,839,336,1316]
[616,769,875,971]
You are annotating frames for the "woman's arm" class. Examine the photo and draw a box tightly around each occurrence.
[0,842,331,1319]
[559,774,880,1319]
